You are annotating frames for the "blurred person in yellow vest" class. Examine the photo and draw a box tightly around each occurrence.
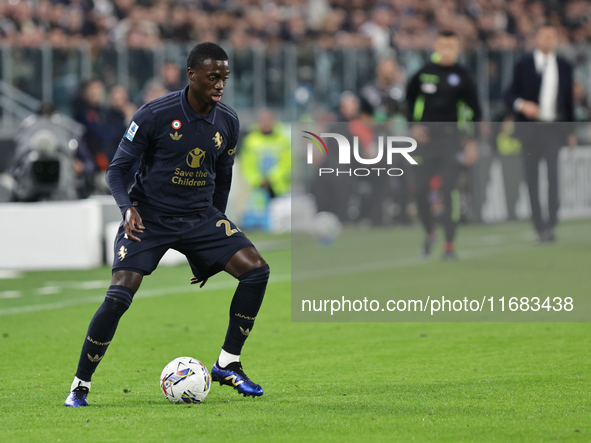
[240,109,291,198]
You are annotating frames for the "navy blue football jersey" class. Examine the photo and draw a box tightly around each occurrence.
[107,86,239,216]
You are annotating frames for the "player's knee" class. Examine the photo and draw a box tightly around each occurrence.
[243,247,267,269]
[238,263,270,285]
[105,285,135,315]
[251,253,267,269]
[111,270,143,293]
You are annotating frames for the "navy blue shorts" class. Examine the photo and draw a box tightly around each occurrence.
[112,204,253,279]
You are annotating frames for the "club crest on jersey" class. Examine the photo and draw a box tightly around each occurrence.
[213,132,223,149]
[447,73,461,86]
[117,246,128,260]
[186,148,206,168]
[170,131,182,141]
[172,120,182,130]
[125,121,139,141]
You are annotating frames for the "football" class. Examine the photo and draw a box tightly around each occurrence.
[160,357,211,404]
[312,211,342,246]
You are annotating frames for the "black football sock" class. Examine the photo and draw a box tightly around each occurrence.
[222,264,270,356]
[75,285,134,381]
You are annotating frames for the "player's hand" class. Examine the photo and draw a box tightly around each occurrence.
[461,140,479,166]
[410,124,430,143]
[190,277,208,288]
[124,207,145,242]
[520,101,539,120]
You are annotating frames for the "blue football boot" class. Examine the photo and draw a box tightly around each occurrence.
[64,386,89,407]
[211,361,263,397]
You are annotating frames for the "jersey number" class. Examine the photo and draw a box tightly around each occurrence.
[216,220,242,236]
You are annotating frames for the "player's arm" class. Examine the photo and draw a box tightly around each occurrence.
[504,59,521,113]
[106,105,153,241]
[405,70,430,143]
[563,62,576,148]
[212,121,239,214]
[405,70,421,123]
[455,71,481,166]
[564,62,575,123]
[504,58,538,120]
[462,71,482,123]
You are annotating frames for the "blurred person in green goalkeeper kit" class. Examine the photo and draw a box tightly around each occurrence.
[239,109,290,230]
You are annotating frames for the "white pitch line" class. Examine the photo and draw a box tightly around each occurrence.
[0,275,290,317]
[0,270,22,280]
[0,290,21,299]
[42,280,113,290]
[291,241,533,282]
[0,225,587,317]
[35,286,62,295]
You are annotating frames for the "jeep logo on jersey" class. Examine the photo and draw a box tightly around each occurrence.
[186,148,206,168]
[303,131,417,177]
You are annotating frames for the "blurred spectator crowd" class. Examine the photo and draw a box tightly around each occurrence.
[2,0,591,222]
[0,57,186,201]
[0,0,590,52]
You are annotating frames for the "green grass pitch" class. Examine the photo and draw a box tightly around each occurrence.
[0,221,589,442]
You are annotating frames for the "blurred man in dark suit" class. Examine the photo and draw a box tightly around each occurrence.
[505,24,575,243]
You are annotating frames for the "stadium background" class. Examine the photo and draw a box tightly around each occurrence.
[1,0,591,268]
[0,1,590,441]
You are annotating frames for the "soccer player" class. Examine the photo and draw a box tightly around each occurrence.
[406,30,482,259]
[65,42,269,407]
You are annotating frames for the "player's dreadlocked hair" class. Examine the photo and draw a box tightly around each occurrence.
[187,42,228,69]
